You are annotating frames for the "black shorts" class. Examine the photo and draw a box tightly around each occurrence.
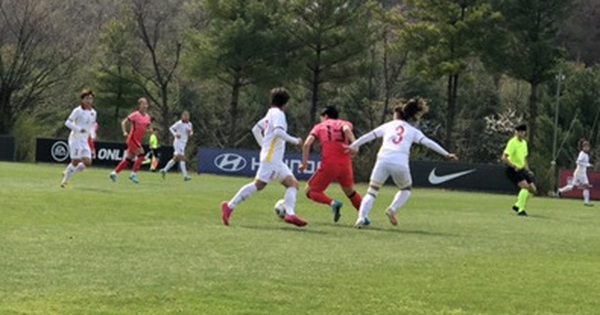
[505,167,535,185]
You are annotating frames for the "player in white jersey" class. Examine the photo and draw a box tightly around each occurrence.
[220,88,308,227]
[558,139,594,206]
[347,98,457,228]
[60,89,97,187]
[160,111,193,181]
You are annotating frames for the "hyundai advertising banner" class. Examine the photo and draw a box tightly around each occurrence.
[197,147,321,181]
[559,170,600,201]
[36,138,173,168]
[197,147,518,194]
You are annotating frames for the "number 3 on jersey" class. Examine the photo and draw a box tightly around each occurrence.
[392,125,405,145]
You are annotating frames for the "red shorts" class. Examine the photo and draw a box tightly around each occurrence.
[308,160,354,192]
[126,138,143,155]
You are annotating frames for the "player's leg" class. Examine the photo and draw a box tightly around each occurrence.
[179,147,190,180]
[306,167,334,205]
[356,160,388,228]
[385,166,412,226]
[515,174,535,216]
[280,166,307,227]
[129,146,145,184]
[150,149,159,171]
[61,140,84,186]
[111,141,137,180]
[221,163,271,225]
[338,162,362,211]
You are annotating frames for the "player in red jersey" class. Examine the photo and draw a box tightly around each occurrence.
[109,97,152,184]
[299,106,363,222]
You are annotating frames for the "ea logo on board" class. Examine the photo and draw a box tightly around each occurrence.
[51,141,69,162]
[214,153,247,172]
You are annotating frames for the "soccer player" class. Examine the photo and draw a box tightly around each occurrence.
[60,89,97,187]
[220,87,308,227]
[299,105,362,222]
[502,124,537,216]
[160,111,193,181]
[558,139,594,206]
[347,99,457,228]
[109,97,152,184]
[142,127,160,171]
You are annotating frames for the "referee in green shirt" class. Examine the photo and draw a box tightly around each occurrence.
[149,127,160,171]
[501,124,537,216]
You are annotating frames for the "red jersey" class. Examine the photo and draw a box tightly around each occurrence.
[310,119,353,163]
[127,111,151,143]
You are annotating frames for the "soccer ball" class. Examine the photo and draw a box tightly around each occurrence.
[274,199,286,219]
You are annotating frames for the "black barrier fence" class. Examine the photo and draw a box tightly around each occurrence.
[0,135,16,161]
[36,138,174,169]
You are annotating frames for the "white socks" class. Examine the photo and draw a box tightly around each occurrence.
[179,161,188,177]
[228,183,258,209]
[163,159,176,172]
[559,185,573,193]
[358,194,376,220]
[284,187,297,215]
[62,163,85,182]
[389,190,411,213]
[583,189,590,204]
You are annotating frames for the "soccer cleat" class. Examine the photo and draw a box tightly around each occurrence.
[60,181,68,188]
[584,203,594,207]
[284,214,308,227]
[129,173,139,184]
[517,210,528,217]
[354,217,371,229]
[160,169,166,180]
[556,190,562,198]
[184,176,192,182]
[221,201,233,226]
[511,205,519,213]
[385,209,398,226]
[109,173,117,182]
[331,200,342,222]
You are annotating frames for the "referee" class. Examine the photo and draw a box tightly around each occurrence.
[501,124,537,216]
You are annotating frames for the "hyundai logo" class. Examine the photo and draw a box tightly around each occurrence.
[51,141,69,162]
[214,153,247,172]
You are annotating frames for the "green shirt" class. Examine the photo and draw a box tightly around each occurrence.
[149,134,159,149]
[503,136,528,169]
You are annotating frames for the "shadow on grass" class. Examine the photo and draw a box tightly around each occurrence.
[76,187,115,193]
[316,222,458,237]
[237,224,333,235]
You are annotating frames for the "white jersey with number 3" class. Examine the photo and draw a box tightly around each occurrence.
[259,107,288,163]
[373,120,425,166]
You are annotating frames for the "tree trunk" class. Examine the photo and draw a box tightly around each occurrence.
[528,82,539,151]
[310,47,322,127]
[445,73,459,150]
[229,74,242,147]
[0,91,14,134]
[160,85,171,145]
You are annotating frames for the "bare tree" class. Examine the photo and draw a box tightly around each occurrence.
[0,0,80,134]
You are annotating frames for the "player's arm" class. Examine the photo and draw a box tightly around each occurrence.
[501,141,519,170]
[342,125,356,143]
[419,136,457,160]
[189,123,194,137]
[170,122,179,139]
[576,152,592,167]
[65,109,85,133]
[121,117,129,137]
[347,127,383,154]
[273,127,301,145]
[251,118,266,146]
[299,135,316,173]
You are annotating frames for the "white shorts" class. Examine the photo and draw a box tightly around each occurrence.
[173,141,186,156]
[369,159,412,188]
[255,160,294,183]
[68,138,92,160]
[571,172,589,186]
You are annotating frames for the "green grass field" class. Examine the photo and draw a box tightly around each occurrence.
[1,162,599,314]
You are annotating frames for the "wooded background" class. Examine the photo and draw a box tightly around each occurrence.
[2,0,600,191]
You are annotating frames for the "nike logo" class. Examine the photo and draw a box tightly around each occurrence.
[428,168,476,185]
